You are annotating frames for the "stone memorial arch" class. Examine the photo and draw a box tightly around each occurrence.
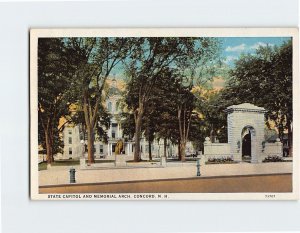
[203,103,282,163]
[225,103,266,163]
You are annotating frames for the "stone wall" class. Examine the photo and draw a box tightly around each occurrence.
[203,103,284,163]
[263,140,283,157]
[203,138,232,161]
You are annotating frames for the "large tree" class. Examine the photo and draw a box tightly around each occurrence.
[124,37,220,162]
[194,88,228,143]
[122,68,174,160]
[38,38,77,164]
[66,38,133,164]
[173,82,197,161]
[173,41,221,161]
[222,40,293,154]
[142,70,181,160]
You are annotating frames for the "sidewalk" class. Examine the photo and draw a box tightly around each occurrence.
[39,161,293,186]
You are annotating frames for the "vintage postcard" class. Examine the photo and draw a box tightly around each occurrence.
[30,28,299,200]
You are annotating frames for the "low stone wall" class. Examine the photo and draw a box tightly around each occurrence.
[263,141,283,157]
[203,140,231,162]
[203,136,284,163]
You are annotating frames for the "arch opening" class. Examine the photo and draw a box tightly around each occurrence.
[241,126,255,162]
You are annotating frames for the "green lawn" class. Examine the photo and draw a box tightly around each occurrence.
[38,162,48,171]
[38,160,79,170]
[52,160,80,166]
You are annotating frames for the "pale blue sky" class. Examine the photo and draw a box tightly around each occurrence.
[111,37,292,78]
[220,37,291,66]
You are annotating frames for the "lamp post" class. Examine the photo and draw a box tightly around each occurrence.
[69,167,76,183]
[196,157,201,176]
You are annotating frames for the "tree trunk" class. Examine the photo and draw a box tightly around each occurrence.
[87,126,95,164]
[45,129,53,164]
[148,140,152,161]
[180,140,186,162]
[134,98,144,162]
[178,139,181,161]
[287,119,293,157]
[49,129,55,162]
[210,124,215,143]
[163,138,167,158]
[134,111,143,162]
[278,123,284,142]
[82,92,97,165]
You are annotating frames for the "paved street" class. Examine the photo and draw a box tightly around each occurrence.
[39,173,292,193]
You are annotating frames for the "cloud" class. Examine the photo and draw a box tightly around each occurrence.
[249,42,274,50]
[225,42,275,53]
[225,43,246,52]
[225,55,237,64]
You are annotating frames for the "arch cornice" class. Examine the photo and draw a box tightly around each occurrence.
[225,103,267,114]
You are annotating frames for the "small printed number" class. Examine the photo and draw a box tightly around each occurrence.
[265,194,276,198]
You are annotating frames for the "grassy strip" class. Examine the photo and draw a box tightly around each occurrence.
[38,162,47,171]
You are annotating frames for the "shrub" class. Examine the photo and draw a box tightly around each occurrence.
[207,156,234,164]
[263,155,284,163]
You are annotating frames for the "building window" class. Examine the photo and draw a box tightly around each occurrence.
[115,102,119,111]
[69,147,72,155]
[108,102,112,112]
[68,130,72,135]
[112,123,118,128]
[100,145,103,153]
[69,137,72,144]
[94,146,96,153]
[112,131,116,139]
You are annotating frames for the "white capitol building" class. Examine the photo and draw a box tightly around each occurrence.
[59,78,195,160]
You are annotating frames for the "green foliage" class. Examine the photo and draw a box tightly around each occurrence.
[122,68,179,142]
[38,38,78,159]
[63,38,134,163]
[65,37,133,103]
[192,90,228,151]
[262,155,285,163]
[122,37,221,161]
[38,122,64,154]
[222,40,293,139]
[71,105,111,143]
